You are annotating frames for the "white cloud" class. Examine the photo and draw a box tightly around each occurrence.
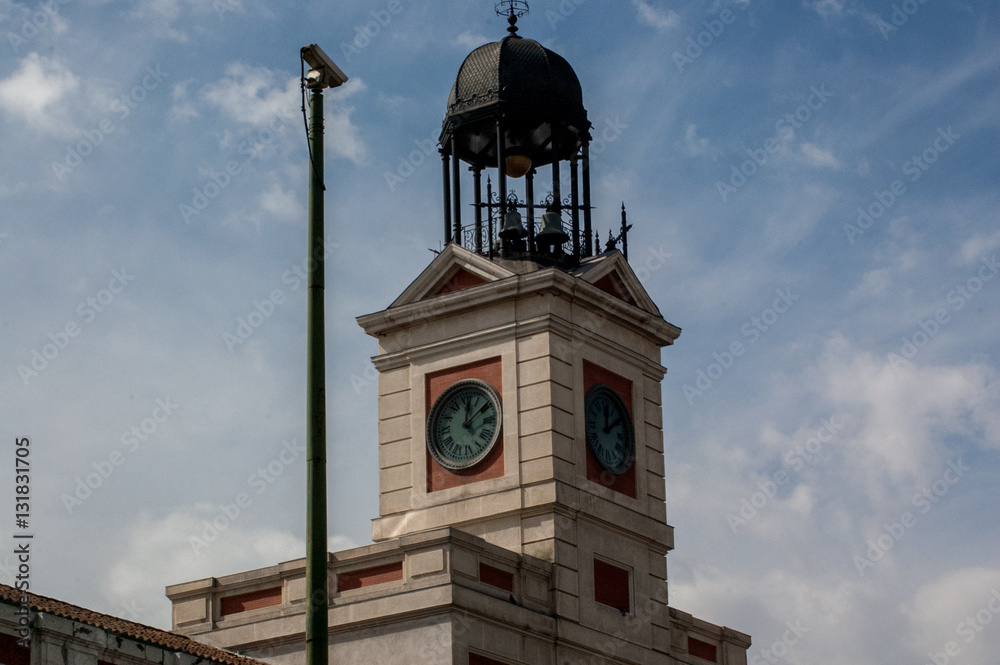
[800,142,842,169]
[455,31,489,49]
[850,267,890,298]
[959,230,1000,265]
[202,63,300,125]
[200,65,366,163]
[103,506,359,627]
[804,0,845,18]
[259,182,304,223]
[806,334,1000,488]
[126,0,244,43]
[633,0,679,32]
[905,568,1000,660]
[169,80,199,121]
[0,53,80,136]
[683,123,720,159]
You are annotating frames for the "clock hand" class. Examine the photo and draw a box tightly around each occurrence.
[463,402,490,428]
[603,416,622,434]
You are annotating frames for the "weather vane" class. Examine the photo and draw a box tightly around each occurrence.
[495,0,529,35]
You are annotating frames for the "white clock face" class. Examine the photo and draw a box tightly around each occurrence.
[427,379,502,470]
[584,384,635,476]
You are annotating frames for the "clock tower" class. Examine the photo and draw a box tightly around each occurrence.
[167,6,751,665]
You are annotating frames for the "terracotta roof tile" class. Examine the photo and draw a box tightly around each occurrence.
[0,584,266,665]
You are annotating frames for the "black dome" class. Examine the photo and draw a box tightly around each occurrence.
[441,35,590,168]
[447,35,586,125]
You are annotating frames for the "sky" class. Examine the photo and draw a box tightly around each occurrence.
[1,0,998,663]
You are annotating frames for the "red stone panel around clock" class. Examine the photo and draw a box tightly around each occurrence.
[583,360,636,498]
[426,357,504,492]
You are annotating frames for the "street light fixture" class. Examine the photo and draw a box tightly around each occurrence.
[301,43,348,90]
[299,41,347,665]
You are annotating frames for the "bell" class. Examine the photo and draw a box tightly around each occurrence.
[536,211,569,246]
[499,210,526,239]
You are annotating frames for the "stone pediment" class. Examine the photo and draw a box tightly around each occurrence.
[389,244,516,308]
[569,251,662,318]
[389,244,662,319]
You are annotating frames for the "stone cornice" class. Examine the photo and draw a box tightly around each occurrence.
[370,313,667,378]
[358,266,681,349]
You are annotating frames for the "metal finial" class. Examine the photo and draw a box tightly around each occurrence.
[495,1,529,35]
[620,203,632,261]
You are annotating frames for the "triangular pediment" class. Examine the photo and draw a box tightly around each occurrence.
[389,244,515,308]
[573,251,662,318]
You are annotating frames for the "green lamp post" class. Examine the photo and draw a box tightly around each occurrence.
[299,43,347,665]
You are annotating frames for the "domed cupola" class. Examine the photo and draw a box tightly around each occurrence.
[444,35,587,167]
[438,1,630,266]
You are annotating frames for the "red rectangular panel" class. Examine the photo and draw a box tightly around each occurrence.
[219,587,282,616]
[337,561,403,592]
[0,632,30,665]
[688,637,718,662]
[583,361,636,498]
[593,558,630,613]
[469,653,506,665]
[426,358,504,492]
[479,563,514,593]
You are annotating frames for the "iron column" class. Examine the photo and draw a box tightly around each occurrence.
[305,85,329,665]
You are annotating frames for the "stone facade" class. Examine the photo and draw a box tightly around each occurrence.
[166,245,751,665]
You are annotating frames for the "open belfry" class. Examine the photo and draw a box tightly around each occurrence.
[166,5,751,664]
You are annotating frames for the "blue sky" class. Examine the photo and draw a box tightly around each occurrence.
[1,1,999,663]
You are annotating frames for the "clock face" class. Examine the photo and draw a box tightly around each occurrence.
[584,384,635,476]
[427,379,503,470]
